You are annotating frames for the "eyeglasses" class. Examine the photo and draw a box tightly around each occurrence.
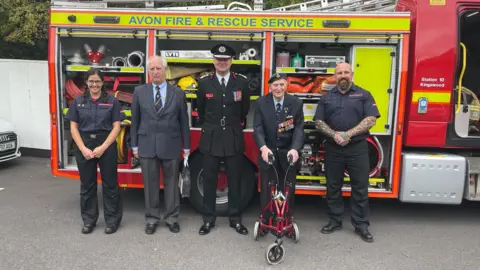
[87,80,103,84]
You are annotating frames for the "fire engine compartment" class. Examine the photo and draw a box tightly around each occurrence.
[454,10,480,139]
[54,23,403,193]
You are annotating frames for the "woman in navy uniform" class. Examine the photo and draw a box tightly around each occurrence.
[65,68,125,234]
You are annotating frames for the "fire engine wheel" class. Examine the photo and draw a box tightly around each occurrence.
[188,152,256,217]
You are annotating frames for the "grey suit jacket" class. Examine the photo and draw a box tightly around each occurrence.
[130,82,191,160]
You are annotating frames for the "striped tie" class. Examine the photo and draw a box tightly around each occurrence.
[155,85,163,113]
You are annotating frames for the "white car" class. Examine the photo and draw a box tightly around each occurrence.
[0,118,21,163]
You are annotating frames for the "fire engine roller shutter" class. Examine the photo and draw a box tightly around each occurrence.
[351,46,396,135]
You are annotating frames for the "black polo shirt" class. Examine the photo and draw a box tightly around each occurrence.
[314,84,380,143]
[65,94,125,133]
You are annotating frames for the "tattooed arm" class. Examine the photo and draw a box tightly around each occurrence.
[345,116,377,138]
[315,120,337,138]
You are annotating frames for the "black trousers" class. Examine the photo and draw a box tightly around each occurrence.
[324,140,370,230]
[75,132,123,226]
[260,150,297,220]
[202,152,242,224]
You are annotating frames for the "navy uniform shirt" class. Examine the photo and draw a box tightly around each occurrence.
[65,94,125,133]
[314,84,381,143]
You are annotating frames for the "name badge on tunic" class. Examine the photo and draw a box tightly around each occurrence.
[233,91,242,102]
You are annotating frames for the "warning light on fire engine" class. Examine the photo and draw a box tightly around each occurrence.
[93,16,120,24]
[322,20,351,28]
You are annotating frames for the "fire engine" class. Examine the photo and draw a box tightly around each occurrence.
[48,0,480,216]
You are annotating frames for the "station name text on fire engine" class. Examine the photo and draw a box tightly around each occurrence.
[128,16,314,28]
[420,77,445,88]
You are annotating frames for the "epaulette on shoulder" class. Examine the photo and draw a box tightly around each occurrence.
[234,72,247,80]
[199,72,213,80]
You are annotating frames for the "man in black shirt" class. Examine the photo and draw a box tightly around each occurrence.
[313,62,380,243]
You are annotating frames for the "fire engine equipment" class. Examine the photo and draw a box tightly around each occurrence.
[276,52,290,67]
[65,79,84,100]
[126,51,145,67]
[245,48,258,59]
[114,91,133,104]
[112,57,127,67]
[239,53,249,60]
[83,44,106,65]
[253,153,299,266]
[177,76,198,90]
[116,119,131,163]
[305,55,346,68]
[290,53,303,67]
[311,75,335,94]
[286,76,314,93]
[459,86,480,121]
[345,136,384,178]
[67,53,86,65]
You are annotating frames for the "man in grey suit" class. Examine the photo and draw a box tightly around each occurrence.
[130,55,191,234]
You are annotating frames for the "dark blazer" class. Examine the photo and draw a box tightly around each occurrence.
[196,72,250,157]
[253,92,305,169]
[130,82,190,159]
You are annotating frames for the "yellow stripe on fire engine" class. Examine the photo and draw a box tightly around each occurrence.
[50,12,410,32]
[411,91,451,103]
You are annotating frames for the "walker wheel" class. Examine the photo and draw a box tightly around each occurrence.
[292,222,300,243]
[253,221,260,241]
[265,243,285,265]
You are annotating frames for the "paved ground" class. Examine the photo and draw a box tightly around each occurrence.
[1,156,479,269]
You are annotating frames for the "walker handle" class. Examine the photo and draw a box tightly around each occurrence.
[268,152,275,165]
[287,153,293,166]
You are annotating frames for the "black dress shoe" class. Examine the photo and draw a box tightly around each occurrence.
[145,223,157,235]
[82,224,95,234]
[105,224,118,234]
[355,228,374,243]
[320,223,342,234]
[230,223,248,235]
[167,222,180,233]
[199,223,214,235]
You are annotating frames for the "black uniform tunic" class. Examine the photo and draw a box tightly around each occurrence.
[65,94,125,226]
[314,84,380,230]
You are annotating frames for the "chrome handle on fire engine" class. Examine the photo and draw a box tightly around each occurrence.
[456,42,467,114]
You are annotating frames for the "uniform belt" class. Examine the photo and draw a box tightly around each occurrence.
[80,131,109,139]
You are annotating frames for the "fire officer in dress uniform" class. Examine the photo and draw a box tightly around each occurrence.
[196,44,250,236]
[65,68,125,235]
[253,73,304,237]
[313,62,380,243]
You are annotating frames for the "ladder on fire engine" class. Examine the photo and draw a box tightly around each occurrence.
[52,0,397,12]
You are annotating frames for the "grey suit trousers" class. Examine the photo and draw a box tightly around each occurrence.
[140,157,180,225]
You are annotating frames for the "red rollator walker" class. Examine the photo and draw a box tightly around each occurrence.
[253,152,299,265]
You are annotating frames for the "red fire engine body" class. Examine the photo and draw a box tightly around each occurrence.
[48,0,480,216]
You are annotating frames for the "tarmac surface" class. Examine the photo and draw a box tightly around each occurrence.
[1,156,479,269]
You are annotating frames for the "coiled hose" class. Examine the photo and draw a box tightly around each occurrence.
[116,119,131,163]
[65,79,84,100]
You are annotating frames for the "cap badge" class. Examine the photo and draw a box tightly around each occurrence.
[219,46,226,53]
[276,73,280,78]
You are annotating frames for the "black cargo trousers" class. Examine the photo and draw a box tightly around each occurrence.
[74,132,123,227]
[324,139,370,230]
